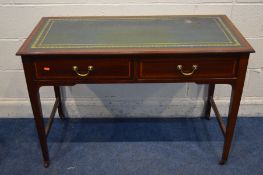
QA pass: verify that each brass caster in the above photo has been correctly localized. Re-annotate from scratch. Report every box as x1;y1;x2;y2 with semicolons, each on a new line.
44;161;49;168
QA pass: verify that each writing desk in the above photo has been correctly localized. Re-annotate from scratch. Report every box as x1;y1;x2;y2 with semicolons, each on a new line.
16;15;254;167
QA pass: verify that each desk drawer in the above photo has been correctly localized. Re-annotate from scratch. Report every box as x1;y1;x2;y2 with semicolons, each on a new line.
139;57;238;79
34;57;133;80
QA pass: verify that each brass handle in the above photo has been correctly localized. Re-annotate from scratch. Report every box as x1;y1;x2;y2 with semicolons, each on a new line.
177;64;198;76
72;65;93;77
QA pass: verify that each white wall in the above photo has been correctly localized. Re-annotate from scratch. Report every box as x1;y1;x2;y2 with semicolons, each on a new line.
0;0;262;118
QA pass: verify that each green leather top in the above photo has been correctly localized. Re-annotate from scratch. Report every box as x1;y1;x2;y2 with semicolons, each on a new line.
30;16;241;49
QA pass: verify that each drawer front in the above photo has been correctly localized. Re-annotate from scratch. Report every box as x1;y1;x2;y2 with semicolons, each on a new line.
34;57;133;80
139;57;238;79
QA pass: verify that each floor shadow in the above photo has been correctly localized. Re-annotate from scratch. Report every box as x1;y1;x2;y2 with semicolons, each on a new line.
46;118;224;142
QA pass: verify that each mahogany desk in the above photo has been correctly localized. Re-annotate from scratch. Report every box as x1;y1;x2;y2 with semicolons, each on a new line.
16;15;255;167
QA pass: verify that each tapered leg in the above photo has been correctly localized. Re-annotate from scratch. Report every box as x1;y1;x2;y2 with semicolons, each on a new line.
205;84;215;120
220;56;248;164
220;83;244;164
28;86;50;167
54;86;65;119
22;58;50;167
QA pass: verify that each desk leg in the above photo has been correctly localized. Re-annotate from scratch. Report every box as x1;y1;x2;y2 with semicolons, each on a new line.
205;84;215;120
54;86;65;119
28;86;50;167
220;84;243;164
220;56;248;164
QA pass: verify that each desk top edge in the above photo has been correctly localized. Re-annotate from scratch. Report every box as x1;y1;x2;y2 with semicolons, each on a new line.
16;15;255;56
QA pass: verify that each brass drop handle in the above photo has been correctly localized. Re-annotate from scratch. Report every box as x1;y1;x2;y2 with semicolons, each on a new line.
177;64;198;76
72;65;93;77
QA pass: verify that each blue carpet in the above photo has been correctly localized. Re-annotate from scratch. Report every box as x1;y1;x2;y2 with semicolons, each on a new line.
0;117;262;175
